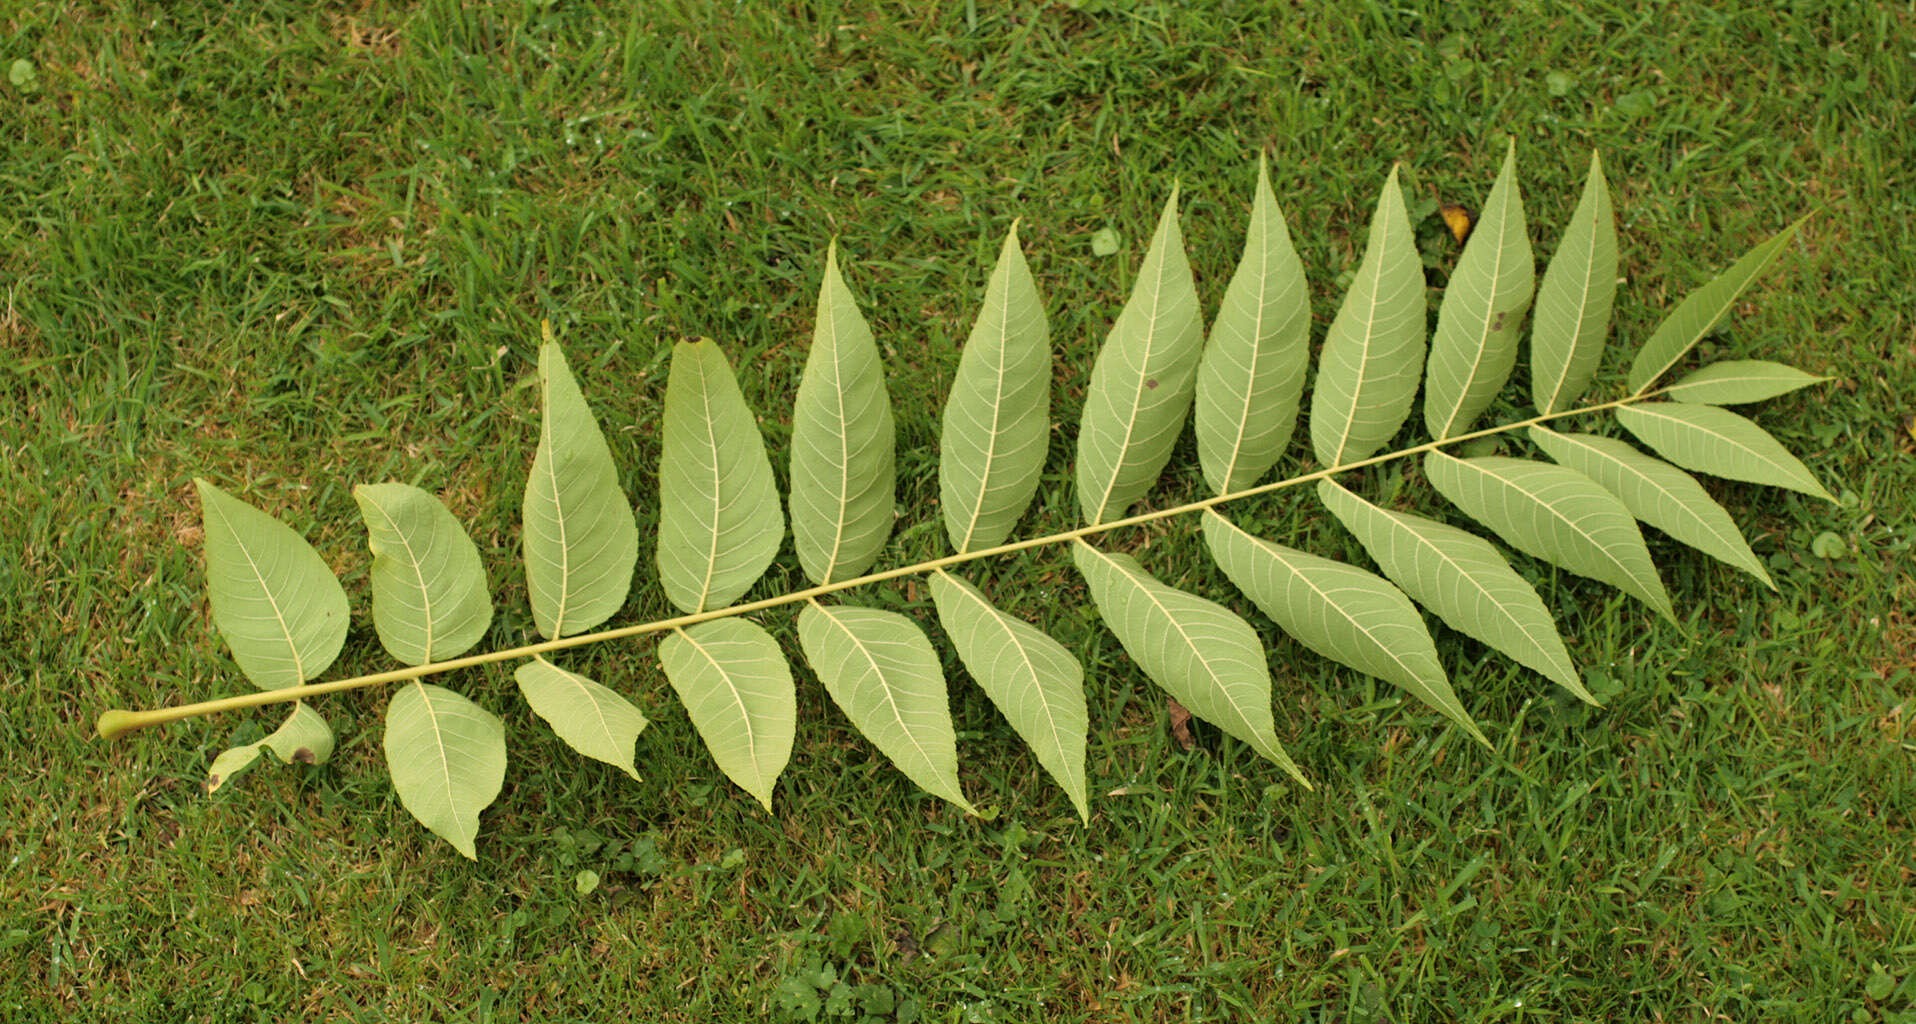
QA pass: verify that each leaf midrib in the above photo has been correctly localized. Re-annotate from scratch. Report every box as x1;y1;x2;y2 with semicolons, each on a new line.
1432;174;1515;440
1536;170;1605;415
1325;184;1402;467
1089;202;1179;526
955;263;1017;555
935;572;1074;783
206;496;304;683
364;496;434;664
1076;541;1262;743
1216;190;1273;493
674;626;762;780
811;603;936;773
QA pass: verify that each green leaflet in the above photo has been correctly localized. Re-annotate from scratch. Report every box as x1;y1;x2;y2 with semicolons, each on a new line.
1071;541;1307;785
659;618;795;811
195;479;349;691
1203;511;1486;744
1310;167;1425;468
1529;426;1774;589
1425;141;1535;440
206;703;334;793
796;603;973;813
1076;187;1206;525
1625;216;1808;392
353;482;492;666
1531;152;1617;415
523;340;639;639
384;682;506;860
1195;154;1310;495
1615;402;1833;501
929;571;1088;821
1663;360;1827;405
1316;479;1588;702
1424;452;1675;622
940;223;1052;553
791;243;897;584
515;656;647;781
658;339;784;613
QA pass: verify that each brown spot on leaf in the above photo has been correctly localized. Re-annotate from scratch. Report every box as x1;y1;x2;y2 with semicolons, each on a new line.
292;747;316;765
1145;378;1159;389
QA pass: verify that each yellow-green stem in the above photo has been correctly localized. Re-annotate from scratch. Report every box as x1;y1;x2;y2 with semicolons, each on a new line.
96;390;1659;739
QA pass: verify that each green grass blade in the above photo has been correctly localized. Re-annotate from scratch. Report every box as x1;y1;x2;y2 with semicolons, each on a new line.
1426;140;1535;440
658;339;784;613
515;656;647;781
1072;541;1307;786
1310;167;1425;468
929;571;1088;821
523;339;639;640
1615;402;1834;501
791;243;897;584
1663;360;1828;405
659;618;795;812
206;703;334;793
194;479;349;691
1203;511;1485;745
354;482;492;666
384;682;506;860
1625;217;1808;392
939;223;1051;554
1425;452;1676;622
797;603;974;813
1529;426;1774;589
1531;151;1617;415
1075;187;1205;525
1195;154;1310;494
1317;479;1589;703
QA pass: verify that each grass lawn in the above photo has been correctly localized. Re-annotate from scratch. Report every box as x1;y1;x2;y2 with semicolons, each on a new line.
4;1;1912;1020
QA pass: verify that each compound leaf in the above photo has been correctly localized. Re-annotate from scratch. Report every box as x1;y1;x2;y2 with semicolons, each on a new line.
523;338;639;639
1425;452;1675;622
659;618;795;811
1311;166;1425;468
515;656;647;781
1426;140;1534;440
1072;541;1307;785
354;482;492;666
930;571;1088;821
1317;479;1588;702
1529;426;1774;589
385;682;506;860
940;223;1051;553
1531;151;1617;415
1615;402;1833;501
797;603;973;813
195;479;349;691
1076;187;1205;525
1195;153;1310;494
1626;217;1808;392
658;339;784;613
791;243;897;584
1204;511;1485;744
